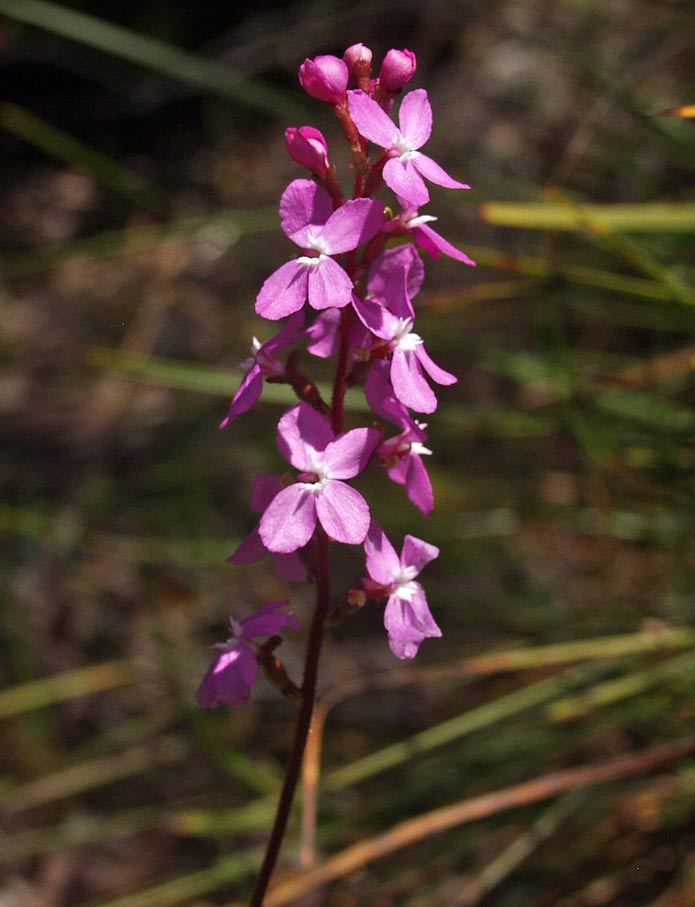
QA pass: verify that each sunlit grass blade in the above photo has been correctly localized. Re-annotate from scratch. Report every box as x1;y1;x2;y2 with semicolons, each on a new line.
324;663;609;791
549;650;695;721
0;101;170;214
1;739;186;813
0;0;308;120
0;659;138;719
480;202;695;233
83;851;259;907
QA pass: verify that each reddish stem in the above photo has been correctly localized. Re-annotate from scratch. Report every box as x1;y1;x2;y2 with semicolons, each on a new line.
248;529;331;907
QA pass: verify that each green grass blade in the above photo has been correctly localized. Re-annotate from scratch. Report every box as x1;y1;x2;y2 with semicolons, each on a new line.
0;101;170;214
0;0;308;120
0;659;138;719
480;202;695;233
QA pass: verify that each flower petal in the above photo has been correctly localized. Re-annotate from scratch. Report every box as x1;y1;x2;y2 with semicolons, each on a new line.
219;365;262;427
259;483;317;553
322;427;381;479
321;198;384;254
196;643;259;708
414;345;457;386
368;245;424;303
401;535;439;574
384;586;441;660
277;402;334;467
227;525;265;565
308;257;354;310
364;520;400;585
383;157;429;207
306;308;341;358
280;178;333;246
413;152;470;190
316;479;370;544
241;599;301;637
413;222;476;265
388;453;434;517
391;348;438;413
397;88;432;149
347;89;400;148
256;260;309;320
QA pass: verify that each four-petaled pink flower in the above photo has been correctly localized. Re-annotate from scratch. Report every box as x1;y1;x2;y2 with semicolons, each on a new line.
220;311;305;427
259;403;381;553
196;600;301;708
363;522;441;659
348;88;469;206
256;179;383;320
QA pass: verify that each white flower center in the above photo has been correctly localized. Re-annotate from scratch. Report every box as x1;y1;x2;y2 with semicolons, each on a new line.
392;565;419;601
411;441;432;456
393;318;422;351
394;133;416;158
305;230;330;256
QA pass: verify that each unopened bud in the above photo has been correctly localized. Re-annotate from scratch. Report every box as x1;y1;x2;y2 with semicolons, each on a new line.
344;43;373;87
285;126;329;176
379;49;417;92
299;55;349;104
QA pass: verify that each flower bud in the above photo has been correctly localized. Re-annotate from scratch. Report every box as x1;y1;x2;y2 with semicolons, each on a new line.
298;55;349;104
343;43;373;86
379;48;417;92
285;126;329;177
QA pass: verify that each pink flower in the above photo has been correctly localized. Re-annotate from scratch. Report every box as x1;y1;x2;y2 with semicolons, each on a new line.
220;311;305;427
259;403;380;552
353;267;457;414
228;474;309;582
387;202;476;266
363;522;441;659
196;600;301;708
378;49;417;92
256;179;383;320
299;55;349;104
285;126;330;177
348;88;469;206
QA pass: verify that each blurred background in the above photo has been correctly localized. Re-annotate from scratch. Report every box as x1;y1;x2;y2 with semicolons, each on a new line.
1;1;694;905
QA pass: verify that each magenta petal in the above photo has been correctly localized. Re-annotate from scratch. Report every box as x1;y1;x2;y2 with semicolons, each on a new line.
364;520;400;585
256;260;309;320
196;644;259;708
308;257;354;310
414;345;457;386
306;308;341;358
322;427;380;479
413;152;470;190
391;348;438;413
273;551;309;582
242;599;300;637
413;223;476;265
352;294;399;339
401;535;439;574
383;157;429;207
259;484;317;553
316;480;370;544
251;474;283;512
397;88;432;149
219;366;262;427
388;454;434;517
347;89;399;148
280;178;333;246
227;526;265;565
384;587;442;660
369;245;424;304
321;198;384;254
277;403;334;468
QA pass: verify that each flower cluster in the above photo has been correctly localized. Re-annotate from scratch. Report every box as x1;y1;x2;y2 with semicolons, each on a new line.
198;44;474;709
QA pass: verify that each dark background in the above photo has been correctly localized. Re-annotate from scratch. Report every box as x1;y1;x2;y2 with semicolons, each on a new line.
1;2;694;905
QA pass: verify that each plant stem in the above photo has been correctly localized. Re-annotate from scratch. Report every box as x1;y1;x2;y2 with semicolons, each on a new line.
249;529;331;906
